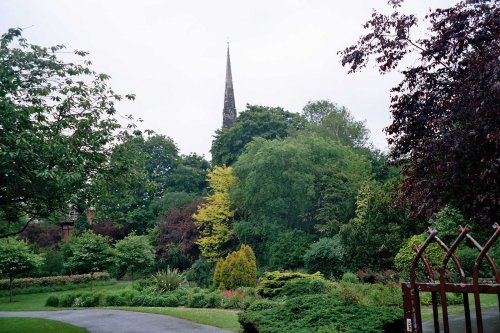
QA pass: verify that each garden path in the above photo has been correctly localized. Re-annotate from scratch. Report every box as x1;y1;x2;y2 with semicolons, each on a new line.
422;308;499;333
0;309;234;333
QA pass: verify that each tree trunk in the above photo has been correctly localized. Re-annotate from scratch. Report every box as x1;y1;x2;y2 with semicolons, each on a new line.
9;276;13;303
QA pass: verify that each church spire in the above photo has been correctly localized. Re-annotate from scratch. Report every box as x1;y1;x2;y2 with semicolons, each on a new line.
222;44;237;128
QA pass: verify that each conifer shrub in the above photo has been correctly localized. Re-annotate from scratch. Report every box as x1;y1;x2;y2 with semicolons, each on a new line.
256;271;324;298
238;293;403;333
213;245;257;290
281;277;327;297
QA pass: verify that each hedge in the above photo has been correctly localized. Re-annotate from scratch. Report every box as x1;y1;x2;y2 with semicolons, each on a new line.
0;272;110;290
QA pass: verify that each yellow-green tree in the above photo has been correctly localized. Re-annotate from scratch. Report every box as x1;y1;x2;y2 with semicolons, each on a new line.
213;244;257;290
193;166;236;261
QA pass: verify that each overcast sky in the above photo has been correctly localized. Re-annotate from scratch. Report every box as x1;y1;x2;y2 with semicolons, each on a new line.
2;0;456;159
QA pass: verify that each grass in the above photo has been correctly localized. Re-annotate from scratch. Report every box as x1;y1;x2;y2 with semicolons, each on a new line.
0;317;89;333
114;306;241;331
0;281;131;311
421;293;499;321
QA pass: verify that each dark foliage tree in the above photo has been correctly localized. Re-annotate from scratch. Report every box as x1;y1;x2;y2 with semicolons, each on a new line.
156;201;202;268
20;224;61;248
340;0;500;225
91;220;126;242
0;28;135;237
211;105;307;166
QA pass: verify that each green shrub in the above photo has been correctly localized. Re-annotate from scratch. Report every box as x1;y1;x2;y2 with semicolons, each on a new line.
119;289;140;303
281;278;326;297
188;292;209;308
153;267;186;292
394;234;445;272
257;271;324;298
75;292;102;307
59;293;79;307
238;294;403;333
338;283;362;304
132;278;154;292
184;258;213;288
45;295;59;307
169;288;189;305
268;230;313;270
130;294;146;306
303;237;345;278
213;245;257;290
204;291;222;308
105;294;127;306
341;272;358;283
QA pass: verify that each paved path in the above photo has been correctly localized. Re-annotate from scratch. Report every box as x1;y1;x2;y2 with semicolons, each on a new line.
0;309;234;333
422;308;499;333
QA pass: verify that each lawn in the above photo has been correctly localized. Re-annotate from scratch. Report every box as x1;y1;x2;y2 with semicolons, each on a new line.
0;317;89;333
0;281;241;332
0;281;131;311
116;307;241;331
421;293;499;321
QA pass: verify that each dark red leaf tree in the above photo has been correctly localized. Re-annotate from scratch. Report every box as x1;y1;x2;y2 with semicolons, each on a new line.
156;201;202;266
340;0;499;225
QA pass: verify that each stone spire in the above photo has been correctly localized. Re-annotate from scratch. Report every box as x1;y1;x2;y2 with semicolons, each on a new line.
222;44;237;128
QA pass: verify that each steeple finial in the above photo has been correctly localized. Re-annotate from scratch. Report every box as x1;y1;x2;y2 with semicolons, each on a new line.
222;44;236;129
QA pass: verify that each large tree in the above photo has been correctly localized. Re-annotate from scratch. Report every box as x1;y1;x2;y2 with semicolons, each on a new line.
0;28;134;237
340;0;499;225
94;133;209;233
211;105;307;166
302;100;369;147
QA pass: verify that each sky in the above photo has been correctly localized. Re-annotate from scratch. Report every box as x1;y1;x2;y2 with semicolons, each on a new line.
1;0;456;159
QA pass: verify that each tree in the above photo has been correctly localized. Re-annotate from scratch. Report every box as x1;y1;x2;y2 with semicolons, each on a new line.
0;28;135;237
149;191;201;221
339;180;423;270
302;100;369;147
340;0;500;226
63;230;114;275
211;105;307;166
232;135;371;232
93;133;209;234
115;233;155;277
193;166;237;262
0;237;43;302
167;154;210;195
156;201;202;269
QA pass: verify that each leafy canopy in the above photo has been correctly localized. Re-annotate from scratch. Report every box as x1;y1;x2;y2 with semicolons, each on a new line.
63;231;114;274
340;0;500;225
0;28;135;237
211;105;307;166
